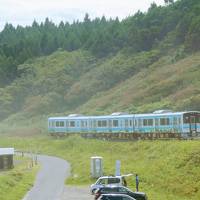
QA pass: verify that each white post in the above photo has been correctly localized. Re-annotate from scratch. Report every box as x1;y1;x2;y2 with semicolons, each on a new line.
115;160;121;176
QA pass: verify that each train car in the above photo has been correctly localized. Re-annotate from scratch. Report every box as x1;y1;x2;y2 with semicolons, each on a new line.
48;111;200;138
48;112;134;134
134;111;200;137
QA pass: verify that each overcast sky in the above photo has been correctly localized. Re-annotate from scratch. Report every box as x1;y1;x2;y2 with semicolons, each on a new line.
0;0;165;30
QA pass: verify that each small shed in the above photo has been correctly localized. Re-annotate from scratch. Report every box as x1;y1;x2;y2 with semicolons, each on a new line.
0;148;14;170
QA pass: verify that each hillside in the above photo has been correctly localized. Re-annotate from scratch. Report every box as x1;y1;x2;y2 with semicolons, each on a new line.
0;48;199;123
78;51;200;114
0;0;200;128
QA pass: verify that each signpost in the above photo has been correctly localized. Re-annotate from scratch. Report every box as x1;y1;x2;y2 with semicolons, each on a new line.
115;160;121;176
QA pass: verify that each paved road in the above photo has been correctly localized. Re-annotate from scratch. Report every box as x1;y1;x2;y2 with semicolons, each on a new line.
61;186;93;200
22;155;70;200
21;154;93;200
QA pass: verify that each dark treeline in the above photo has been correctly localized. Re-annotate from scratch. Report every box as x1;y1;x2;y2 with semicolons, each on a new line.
0;0;200;87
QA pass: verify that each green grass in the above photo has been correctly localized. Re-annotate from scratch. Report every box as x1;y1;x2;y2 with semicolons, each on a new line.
0;155;39;200
0;135;200;200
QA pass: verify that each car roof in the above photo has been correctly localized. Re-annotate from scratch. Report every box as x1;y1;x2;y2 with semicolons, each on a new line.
98;174;132;179
98;176;121;179
100;185;129;189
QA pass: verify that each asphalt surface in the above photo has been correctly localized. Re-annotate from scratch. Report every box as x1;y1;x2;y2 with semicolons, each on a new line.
22;155;70;200
61;186;93;200
21;154;93;200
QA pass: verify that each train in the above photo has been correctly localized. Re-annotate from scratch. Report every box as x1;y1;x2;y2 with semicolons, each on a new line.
48;110;200;139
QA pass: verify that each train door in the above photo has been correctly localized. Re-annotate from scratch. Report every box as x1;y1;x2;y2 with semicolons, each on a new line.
172;117;181;133
125;119;129;132
183;113;198;135
91;119;97;132
108;120;112;132
189;116;197;134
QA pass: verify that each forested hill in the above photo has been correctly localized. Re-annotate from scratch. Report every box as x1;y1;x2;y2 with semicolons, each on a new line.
0;0;200;123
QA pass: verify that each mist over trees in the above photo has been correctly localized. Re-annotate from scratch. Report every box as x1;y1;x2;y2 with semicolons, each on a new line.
0;0;199;87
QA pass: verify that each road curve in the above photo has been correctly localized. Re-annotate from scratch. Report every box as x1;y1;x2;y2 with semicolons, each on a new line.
22;155;70;200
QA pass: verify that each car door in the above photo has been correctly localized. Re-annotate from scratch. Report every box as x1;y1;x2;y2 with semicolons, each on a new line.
118;187;128;195
122;197;134;200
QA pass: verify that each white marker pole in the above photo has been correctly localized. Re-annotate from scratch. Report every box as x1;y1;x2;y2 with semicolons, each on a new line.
115;160;121;176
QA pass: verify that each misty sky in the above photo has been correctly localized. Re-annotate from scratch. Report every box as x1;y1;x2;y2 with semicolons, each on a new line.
0;0;165;30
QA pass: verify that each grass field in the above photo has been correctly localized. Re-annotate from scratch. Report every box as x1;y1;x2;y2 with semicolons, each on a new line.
0;155;39;200
0;135;200;200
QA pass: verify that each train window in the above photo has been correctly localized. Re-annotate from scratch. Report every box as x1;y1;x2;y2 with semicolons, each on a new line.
98;121;101;127
183;115;198;124
56;121;60;127
93;120;96;128
135;119;138;127
173;117;178;125
60;121;64;127
160;118;170;125
113;120;118;127
102;120;107;127
139;119;142;127
89;121;92;128
148;119;153;126
155;118;159;126
97;120;107;127
143;119;153;126
69;121;75;127
143;119;147;126
129;120;132;127
125;120;128;127
81;121;87;127
190;116;195;123
178;117;181;124
183;116;189;124
81;121;84;127
197;116;200;123
55;121;64;127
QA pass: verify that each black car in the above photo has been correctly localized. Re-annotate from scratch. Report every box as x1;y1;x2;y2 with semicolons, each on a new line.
98;193;136;200
94;186;147;200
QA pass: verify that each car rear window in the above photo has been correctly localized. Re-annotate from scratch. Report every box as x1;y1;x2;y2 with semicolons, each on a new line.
102;188;118;192
101;196;122;200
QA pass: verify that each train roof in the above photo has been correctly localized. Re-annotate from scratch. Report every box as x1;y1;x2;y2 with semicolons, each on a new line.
48;111;200;120
130;111;200;117
135;111;184;117
48;114;134;120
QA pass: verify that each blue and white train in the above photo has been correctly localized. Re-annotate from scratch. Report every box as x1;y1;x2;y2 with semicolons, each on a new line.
48;110;200;138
